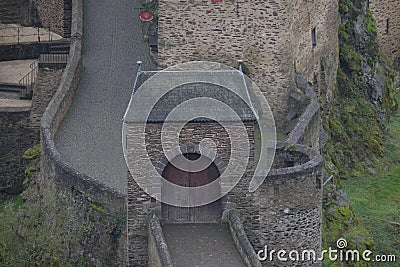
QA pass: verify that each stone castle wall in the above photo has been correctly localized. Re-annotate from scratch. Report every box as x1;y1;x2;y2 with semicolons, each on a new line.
369;0;400;66
126;118;323;266
229;144;323;266
126;120;252;266
34;0;64;36
158;0;338;130
30;69;64;129
0;0;31;25
39;0;127;264
0;107;37;195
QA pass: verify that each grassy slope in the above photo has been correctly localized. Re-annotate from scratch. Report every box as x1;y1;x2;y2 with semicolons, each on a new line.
341;93;400;264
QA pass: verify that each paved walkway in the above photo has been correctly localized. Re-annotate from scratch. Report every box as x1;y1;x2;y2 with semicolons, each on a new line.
0;23;62;44
163;224;246;267
0;59;37;84
0;99;31;108
55;0;154;193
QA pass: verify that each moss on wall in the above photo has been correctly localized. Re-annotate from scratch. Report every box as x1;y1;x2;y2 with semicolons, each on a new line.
322;1;398;266
324;0;397;174
0;147;125;266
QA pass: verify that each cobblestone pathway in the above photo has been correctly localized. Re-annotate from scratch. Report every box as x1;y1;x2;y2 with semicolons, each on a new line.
163;224;246;267
55;0;154;193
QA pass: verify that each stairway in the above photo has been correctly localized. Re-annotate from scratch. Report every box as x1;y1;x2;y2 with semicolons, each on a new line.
49;41;70;53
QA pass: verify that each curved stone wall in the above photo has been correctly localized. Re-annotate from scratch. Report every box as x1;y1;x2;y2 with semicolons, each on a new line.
40;0;125;207
285;74;321;149
236;143;323;266
39;0;126;263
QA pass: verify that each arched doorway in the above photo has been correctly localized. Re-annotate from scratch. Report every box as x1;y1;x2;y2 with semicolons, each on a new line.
161;153;222;223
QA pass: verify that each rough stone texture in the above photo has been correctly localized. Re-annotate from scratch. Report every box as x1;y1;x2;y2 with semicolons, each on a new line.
158;0;339;130
231;144;323;267
34;0;65;36
30;69;64;130
126;120;254;265
0;90;21;99
285;74;321;149
148;212;173;267
0;107;36;195
39;1;127;264
224;209;262;267
0;43;40;61
127;119;322;266
127;171;155;266
125;121;253;203
40;38;127;266
54;0;155;194
369;0;400;65
0;0;31;25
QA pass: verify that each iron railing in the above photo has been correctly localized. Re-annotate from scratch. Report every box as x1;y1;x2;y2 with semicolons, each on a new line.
18;61;38;98
0;26;54;44
38;53;69;68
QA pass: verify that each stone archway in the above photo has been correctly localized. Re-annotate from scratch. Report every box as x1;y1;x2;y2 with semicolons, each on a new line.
161;152;222;223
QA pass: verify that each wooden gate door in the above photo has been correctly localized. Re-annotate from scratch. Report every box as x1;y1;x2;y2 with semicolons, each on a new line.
161;153;221;223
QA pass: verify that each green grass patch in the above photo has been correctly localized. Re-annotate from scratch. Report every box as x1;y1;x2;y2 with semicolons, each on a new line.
0;195;23;213
341;93;400;265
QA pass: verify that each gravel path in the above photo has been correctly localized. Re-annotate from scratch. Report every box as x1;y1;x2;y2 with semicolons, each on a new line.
163;224;246;267
55;0;154;194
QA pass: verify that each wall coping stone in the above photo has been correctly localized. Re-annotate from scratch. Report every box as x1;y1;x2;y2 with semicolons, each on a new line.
223;209;262;267
148;212;174;267
269;141;323;178
0;107;31;112
285;73;320;146
40;0;126;203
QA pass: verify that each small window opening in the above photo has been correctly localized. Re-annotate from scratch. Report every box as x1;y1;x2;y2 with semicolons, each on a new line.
312;27;317;48
386;18;390;34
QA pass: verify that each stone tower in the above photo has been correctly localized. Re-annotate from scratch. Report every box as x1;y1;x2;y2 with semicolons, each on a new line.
157;0;339;130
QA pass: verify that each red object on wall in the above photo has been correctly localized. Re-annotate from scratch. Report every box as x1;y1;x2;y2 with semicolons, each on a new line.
139;11;154;22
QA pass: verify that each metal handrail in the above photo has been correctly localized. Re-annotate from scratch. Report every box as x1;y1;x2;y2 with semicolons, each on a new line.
323;175;334;187
39;53;69;63
123;61;143;121
18;61;38;98
0;26;53;44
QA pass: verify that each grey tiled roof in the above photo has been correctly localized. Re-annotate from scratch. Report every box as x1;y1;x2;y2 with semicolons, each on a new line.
128;71;256;123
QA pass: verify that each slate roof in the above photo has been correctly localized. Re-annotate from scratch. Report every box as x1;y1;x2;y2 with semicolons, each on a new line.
127;71;257;123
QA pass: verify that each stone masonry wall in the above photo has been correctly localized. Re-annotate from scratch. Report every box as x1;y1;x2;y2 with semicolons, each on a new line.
0;0;31;25
127;118;323;265
40;0;127;264
34;0;64;36
369;0;400;65
144;121;236;169
126;120;254;265
158;0;338;130
230;144;323;266
0;107;36;195
30;69;64;130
